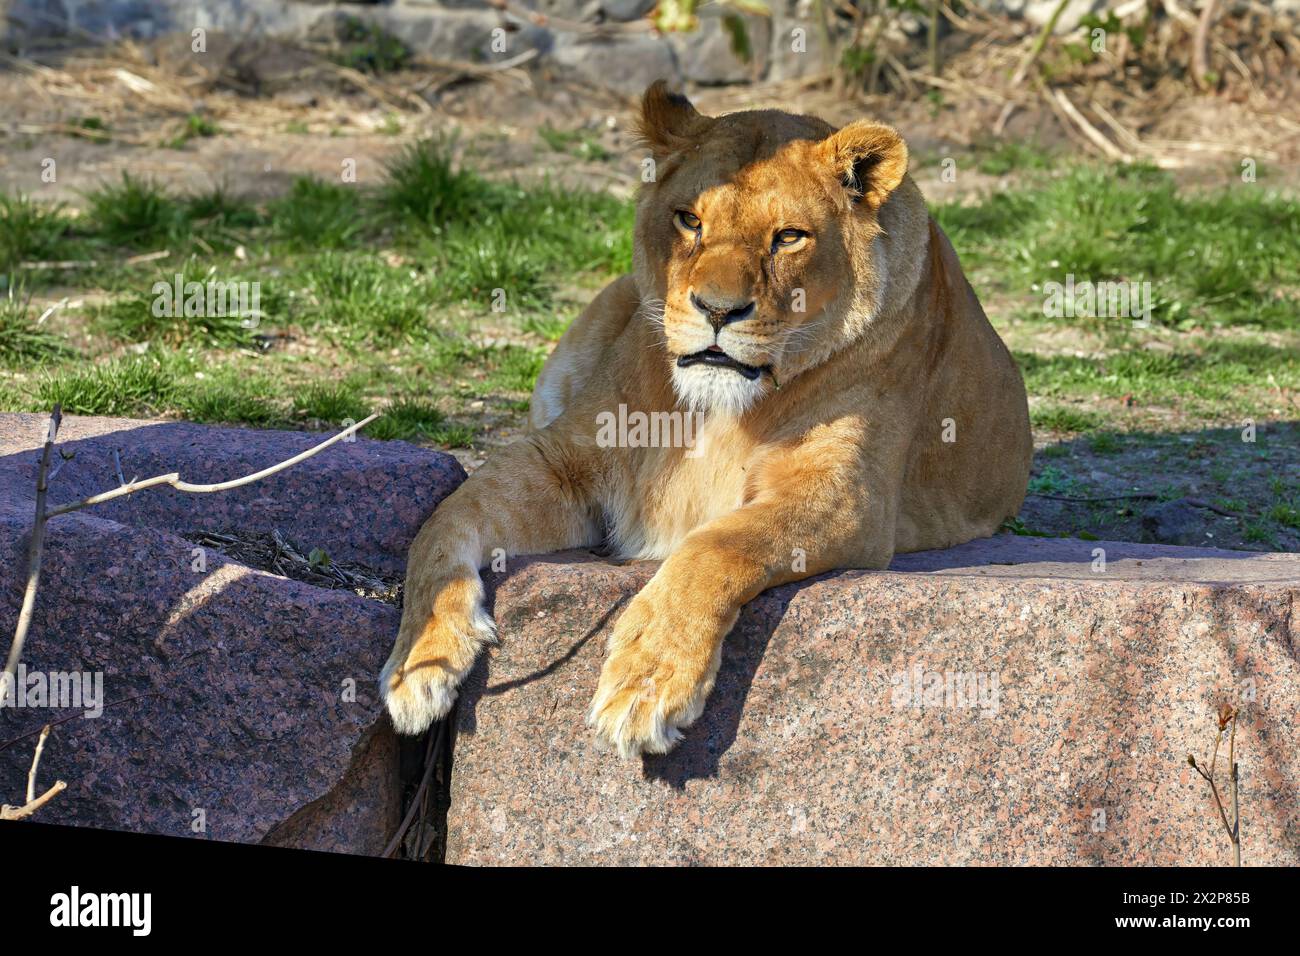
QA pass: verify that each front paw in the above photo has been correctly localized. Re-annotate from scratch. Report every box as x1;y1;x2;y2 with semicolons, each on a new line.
380;580;495;736
586;593;723;758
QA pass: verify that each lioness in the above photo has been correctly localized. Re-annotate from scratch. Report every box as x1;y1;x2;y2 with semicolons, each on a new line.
381;82;1032;757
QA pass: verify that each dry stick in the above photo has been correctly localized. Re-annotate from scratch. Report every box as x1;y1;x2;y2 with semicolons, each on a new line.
1028;492;1158;503
1192;0;1221;91
20;249;169;271
0;725;66;822
2;406;61;701
1089;100;1147;153
1228;713;1241;867
383;717;447;859
1091;100;1271;167
25;724;52;804
44;413;380;520
993;0;1072;136
904;66;1035;108
938;1;987;33
928;1;942;77
0;691;159;755
1;780;66;821
1189;709;1242;866
1050;87;1134;163
851;5;898;96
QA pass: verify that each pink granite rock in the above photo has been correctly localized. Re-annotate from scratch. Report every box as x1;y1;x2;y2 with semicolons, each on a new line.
446;542;1299;865
0;413;465;853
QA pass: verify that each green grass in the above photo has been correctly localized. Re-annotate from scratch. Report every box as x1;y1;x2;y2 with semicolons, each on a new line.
380;137;500;233
84;174;187;247
0;284;73;365
365;397;469;445
0;193;73;272
1029;403;1103;434
179;380;280;426
294;380;370;425
2;147;1295;473
184;185;261;234
936;163;1300;329
330;16;411;75
539;124;613;162
94;276;256;348
1027;465;1081;496
974;139;1053;176
1018;339;1298;420
34;352;179;417
167;114;220;149
296;253;428;341
269;177;366;249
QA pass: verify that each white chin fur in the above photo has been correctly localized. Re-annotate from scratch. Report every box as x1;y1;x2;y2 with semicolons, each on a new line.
671;364;765;417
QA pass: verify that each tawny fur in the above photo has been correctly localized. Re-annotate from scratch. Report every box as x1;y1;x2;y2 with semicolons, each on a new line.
381;83;1032;755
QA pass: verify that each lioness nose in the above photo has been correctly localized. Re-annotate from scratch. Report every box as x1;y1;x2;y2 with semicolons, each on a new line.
690;291;756;332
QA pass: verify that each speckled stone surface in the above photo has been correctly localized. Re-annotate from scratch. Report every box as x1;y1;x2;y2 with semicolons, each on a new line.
447;544;1299;865
0;413;466;854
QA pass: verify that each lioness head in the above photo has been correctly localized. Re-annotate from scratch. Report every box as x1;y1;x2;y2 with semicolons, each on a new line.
632;82;920;416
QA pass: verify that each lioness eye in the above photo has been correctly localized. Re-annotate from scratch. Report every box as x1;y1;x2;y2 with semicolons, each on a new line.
775;228;807;247
675;210;701;231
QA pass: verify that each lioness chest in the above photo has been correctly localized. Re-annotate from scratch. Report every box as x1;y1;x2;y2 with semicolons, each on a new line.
601;415;764;560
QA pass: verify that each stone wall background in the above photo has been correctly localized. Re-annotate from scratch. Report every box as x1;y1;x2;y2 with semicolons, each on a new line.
5;0;1295;95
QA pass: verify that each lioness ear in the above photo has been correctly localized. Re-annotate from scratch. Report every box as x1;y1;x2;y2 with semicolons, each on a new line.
636;80;711;156
818;121;909;209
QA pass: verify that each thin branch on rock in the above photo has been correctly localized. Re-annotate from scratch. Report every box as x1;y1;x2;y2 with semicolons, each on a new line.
2;405;61;702
1187;704;1243;866
1;725;66;822
44;412;380;520
26;723;53;803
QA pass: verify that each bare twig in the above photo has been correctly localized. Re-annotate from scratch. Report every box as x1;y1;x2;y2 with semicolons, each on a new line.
1028;492;1158;503
1;725;67;822
1192;0;1221;91
112;448;127;487
1228;710;1241;867
1187;704;1242;866
19;249;168;271
928;1;942;77
0;779;66;821
994;0;1071;135
1049;87;1134;162
2;407;61;699
905;69;1035;107
383;713;449;859
0;691;159;755
44;413;380;519
25;724;52;804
